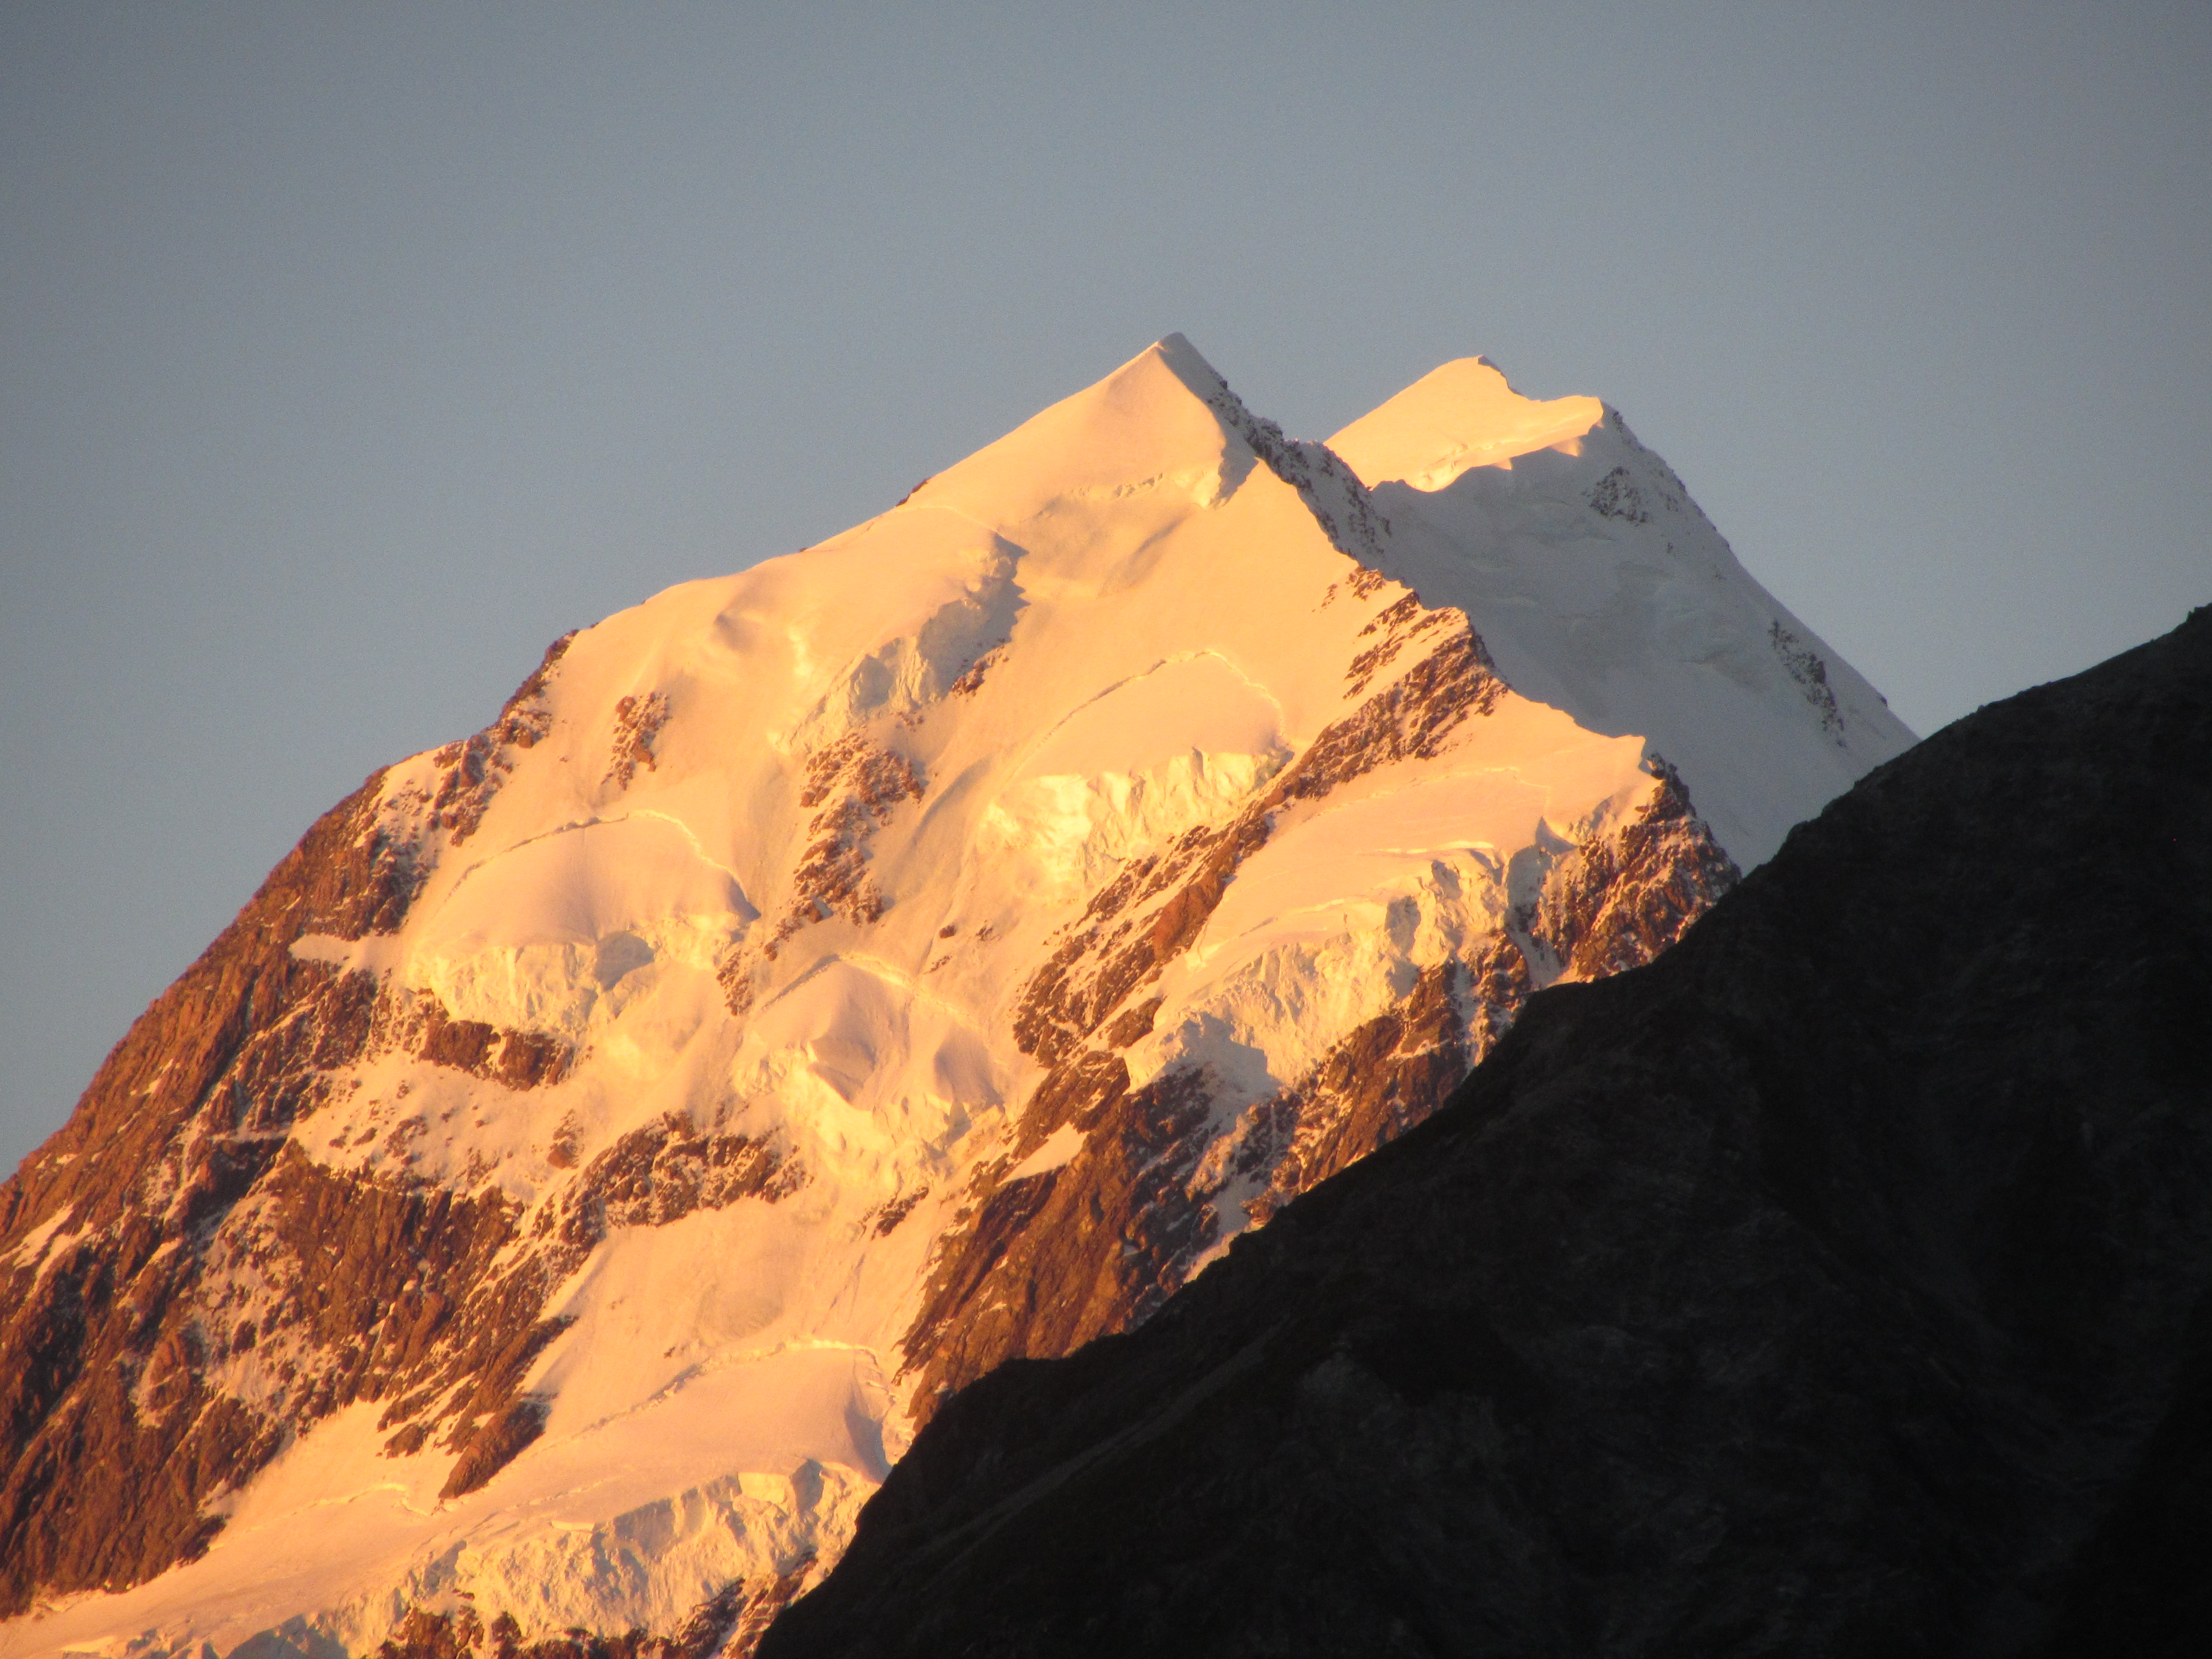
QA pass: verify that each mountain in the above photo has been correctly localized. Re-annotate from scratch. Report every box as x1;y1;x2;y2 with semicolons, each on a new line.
0;338;1909;1658
758;607;2212;1659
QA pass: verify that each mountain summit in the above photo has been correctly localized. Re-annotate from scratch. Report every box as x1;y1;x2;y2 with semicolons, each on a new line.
0;340;1911;1657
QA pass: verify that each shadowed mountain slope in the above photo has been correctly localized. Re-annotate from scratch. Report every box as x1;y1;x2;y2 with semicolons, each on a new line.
760;606;2212;1659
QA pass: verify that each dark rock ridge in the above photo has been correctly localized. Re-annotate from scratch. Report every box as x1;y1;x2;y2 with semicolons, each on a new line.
760;607;2212;1659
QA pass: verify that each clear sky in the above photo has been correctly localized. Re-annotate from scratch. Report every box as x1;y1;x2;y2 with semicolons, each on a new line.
3;2;2207;1176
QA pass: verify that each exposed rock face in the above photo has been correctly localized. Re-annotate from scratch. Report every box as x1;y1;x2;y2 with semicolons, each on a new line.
759;608;2212;1659
0;338;1908;1657
0;639;638;1620
0;774;399;1616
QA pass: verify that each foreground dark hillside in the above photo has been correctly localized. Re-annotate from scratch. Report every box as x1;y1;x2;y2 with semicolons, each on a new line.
762;607;2212;1659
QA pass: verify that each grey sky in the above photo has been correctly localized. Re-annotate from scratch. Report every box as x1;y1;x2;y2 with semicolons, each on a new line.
4;2;2207;1176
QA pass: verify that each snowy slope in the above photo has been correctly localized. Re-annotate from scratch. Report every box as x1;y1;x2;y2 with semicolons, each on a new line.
0;338;1911;1659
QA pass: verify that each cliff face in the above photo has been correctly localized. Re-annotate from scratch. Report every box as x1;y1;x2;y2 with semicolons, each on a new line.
760;607;2212;1659
0;646;580;1616
0;338;1906;1658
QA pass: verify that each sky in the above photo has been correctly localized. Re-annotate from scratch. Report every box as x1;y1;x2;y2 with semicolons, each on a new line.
3;1;2207;1177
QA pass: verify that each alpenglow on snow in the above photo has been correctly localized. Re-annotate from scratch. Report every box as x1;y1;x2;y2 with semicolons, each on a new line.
0;337;1912;1658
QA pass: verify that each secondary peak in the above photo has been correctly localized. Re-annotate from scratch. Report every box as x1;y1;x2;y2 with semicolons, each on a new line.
1329;357;1605;491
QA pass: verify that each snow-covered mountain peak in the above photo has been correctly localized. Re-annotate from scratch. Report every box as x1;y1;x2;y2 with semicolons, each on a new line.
0;339;1914;1659
910;335;1258;528
1329;356;1606;491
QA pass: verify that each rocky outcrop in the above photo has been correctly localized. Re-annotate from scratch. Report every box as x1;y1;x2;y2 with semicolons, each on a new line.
605;690;672;792
425;633;574;842
760;607;2212;1659
719;734;928;1013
